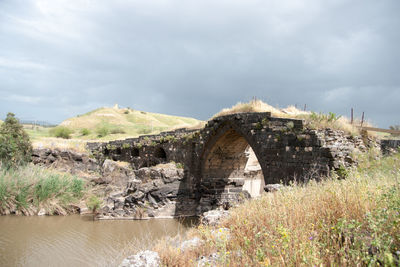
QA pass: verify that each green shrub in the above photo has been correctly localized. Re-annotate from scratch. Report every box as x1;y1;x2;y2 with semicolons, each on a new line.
80;128;90;136
0;113;32;168
86;195;102;213
138;128;152;135
122;143;131;149
50;126;74;139
110;128;125;134
389;125;400;137
175;162;184;169
96;126;110;137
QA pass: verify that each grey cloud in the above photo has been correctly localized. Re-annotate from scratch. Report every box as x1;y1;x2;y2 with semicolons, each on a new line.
0;0;399;127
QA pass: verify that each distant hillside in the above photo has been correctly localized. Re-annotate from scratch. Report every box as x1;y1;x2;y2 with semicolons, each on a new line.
58;105;203;140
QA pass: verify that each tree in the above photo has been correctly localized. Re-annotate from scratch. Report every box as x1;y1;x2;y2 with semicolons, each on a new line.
389;125;400;137
0;113;32;168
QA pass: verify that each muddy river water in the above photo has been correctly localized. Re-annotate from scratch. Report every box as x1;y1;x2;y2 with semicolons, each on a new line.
0;215;195;267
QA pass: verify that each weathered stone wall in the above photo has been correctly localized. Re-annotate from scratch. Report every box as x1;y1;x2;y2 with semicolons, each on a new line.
87;112;368;216
32;148;100;177
381;139;400;154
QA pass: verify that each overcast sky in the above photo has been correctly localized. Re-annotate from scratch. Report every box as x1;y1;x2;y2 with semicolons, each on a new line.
0;0;399;127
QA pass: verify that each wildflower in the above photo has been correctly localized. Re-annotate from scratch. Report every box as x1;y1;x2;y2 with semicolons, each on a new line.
309;236;313;241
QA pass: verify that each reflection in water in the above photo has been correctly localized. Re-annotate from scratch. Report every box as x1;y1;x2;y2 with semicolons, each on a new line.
0;215;195;267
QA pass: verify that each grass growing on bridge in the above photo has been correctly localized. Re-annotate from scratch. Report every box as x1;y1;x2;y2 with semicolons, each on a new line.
212;99;374;136
155;150;400;266
0;164;89;215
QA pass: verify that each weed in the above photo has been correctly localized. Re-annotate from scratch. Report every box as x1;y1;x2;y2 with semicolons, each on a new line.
122;143;131;149
0;164;87;215
286;121;294;129
86;195;102;213
175;162;184;169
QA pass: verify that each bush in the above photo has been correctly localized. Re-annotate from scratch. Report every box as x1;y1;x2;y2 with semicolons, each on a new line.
50;126;74;139
96;126;110;137
137;128;152;135
86;195;102;213
0;113;32;168
110;128;125;134
389;125;400;137
80;128;90;136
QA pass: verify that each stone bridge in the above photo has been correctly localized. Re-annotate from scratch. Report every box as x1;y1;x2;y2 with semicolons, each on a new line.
88;112;365;217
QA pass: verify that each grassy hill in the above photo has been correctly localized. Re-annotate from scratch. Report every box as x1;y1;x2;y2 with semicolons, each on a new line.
26;106;203;150
59;106;203;140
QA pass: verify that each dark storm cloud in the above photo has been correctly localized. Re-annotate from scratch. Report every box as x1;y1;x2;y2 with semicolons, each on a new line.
0;0;399;127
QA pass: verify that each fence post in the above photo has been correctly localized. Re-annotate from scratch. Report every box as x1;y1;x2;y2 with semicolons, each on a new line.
361;112;365;128
351;108;353;124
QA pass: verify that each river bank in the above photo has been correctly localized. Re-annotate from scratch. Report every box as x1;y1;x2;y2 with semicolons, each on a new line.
130;150;400;266
0;164;90;216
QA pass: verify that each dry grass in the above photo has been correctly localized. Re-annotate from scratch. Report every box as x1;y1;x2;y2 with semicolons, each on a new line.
155;150;400;266
32;138;89;153
212;100;375;136
213;100;291;118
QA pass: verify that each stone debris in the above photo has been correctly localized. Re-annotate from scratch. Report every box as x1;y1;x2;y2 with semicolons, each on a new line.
201;210;230;226
179;237;202;251
264;184;283;192
381;139;400;155
197;253;220;267
120;250;160;267
37;208;46;216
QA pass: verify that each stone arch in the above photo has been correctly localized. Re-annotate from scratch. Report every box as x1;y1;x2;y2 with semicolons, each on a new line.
200;122;265;198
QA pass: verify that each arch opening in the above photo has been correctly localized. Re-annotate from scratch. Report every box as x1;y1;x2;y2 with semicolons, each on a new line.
132;148;139;157
203;129;264;197
154;147;167;160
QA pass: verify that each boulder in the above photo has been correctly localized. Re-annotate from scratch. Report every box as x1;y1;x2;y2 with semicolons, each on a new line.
150;181;180;201
37;208;46;216
264;184;283;192
179;237;202;251
197;253;220;267
102;159;135;186
31;148;100;176
201;210;230;226
120;250;160;267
